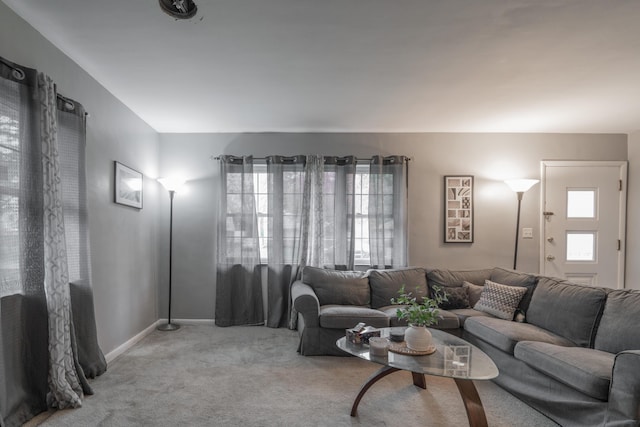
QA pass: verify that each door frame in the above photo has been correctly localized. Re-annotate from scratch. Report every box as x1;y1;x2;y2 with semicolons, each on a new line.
539;160;628;289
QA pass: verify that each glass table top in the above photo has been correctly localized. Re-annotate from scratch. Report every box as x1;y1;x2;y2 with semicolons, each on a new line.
336;327;499;381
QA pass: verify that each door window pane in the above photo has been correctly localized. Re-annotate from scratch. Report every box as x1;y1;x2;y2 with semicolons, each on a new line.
567;190;595;218
566;232;596;261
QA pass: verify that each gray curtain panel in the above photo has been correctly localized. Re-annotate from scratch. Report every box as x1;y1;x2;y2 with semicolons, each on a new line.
215;156;264;326
0;56;105;427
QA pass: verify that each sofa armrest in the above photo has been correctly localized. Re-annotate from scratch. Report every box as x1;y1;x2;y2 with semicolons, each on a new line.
292;281;320;328
606;350;640;425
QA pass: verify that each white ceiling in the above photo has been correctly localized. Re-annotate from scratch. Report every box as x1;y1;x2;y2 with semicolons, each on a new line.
4;0;640;134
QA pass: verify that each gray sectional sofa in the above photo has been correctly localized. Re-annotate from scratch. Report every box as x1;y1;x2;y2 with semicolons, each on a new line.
291;265;640;427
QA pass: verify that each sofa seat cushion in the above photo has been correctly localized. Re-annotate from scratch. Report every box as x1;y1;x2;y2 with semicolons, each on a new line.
378;305;406;327
464;316;574;355
526;277;607;348
515;341;615;401
302;266;370;306
449;308;493;326
378;305;460;329
319;305;390;329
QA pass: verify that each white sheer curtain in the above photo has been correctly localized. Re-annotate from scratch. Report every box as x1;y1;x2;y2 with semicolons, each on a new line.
215;156;264;326
215;154;408;329
265;155;307;328
1;56;104;426
368;155;409;269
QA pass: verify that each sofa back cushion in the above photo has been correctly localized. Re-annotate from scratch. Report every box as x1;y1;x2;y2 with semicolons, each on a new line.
527;277;607;347
426;268;493;289
594;290;640;354
302;266;370;306
489;268;538;312
368;268;428;309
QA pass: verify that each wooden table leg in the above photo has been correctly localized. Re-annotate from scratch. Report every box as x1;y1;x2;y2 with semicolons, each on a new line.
350;367;427;416
454;378;489;427
411;372;427;389
350;366;400;416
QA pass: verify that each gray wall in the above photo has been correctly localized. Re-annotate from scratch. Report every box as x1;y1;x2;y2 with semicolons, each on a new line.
627;131;640;290
159;133;628;319
0;2;161;354
2;0;636;348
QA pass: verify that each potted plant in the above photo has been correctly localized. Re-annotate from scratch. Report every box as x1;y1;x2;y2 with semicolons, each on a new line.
391;285;447;351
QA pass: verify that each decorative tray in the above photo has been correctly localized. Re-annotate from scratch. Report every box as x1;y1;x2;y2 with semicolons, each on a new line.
388;342;436;356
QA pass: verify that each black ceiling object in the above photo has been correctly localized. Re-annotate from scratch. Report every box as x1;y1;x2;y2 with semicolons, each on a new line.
159;0;198;20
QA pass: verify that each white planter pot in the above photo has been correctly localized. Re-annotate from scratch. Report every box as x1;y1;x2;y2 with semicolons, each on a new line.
405;325;432;351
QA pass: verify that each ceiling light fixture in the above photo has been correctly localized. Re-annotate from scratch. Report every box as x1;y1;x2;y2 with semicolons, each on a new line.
159;0;198;20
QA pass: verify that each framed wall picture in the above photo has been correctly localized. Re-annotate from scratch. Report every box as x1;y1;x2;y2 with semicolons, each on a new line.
114;161;143;209
444;175;473;243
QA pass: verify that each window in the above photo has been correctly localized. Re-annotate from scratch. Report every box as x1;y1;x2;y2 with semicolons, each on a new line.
567;189;596;218
0;86;21;297
353;165;371;265
566;232;596;261
220;156;406;268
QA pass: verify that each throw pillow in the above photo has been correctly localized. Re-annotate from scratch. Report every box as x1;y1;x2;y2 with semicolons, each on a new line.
462;281;484;307
473;280;528;320
438;287;470;310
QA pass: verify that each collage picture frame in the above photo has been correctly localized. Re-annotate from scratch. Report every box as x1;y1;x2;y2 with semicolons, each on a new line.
444;175;474;243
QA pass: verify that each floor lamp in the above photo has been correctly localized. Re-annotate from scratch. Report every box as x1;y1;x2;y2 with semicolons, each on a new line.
157;177;186;331
504;179;539;271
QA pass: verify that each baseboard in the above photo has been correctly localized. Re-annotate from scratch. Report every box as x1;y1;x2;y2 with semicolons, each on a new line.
162;318;216;326
105;320;159;364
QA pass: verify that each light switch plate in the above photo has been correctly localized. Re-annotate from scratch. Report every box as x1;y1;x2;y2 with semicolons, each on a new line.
522;228;533;239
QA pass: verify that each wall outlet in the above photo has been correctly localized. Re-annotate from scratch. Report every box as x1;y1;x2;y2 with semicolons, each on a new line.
522;228;533;239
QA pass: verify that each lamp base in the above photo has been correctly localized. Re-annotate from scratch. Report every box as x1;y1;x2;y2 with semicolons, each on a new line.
157;322;180;331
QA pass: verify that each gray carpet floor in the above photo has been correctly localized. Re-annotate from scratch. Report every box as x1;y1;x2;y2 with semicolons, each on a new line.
27;325;559;426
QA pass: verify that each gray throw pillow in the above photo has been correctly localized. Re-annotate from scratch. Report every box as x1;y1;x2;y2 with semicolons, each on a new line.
474;280;528;320
462;281;484;307
302;266;370;306
438;286;470;310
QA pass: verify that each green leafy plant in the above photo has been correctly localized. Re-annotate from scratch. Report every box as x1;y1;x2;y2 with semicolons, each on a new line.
391;285;448;327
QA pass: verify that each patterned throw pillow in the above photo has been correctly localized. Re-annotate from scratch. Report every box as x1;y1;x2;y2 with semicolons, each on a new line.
438;287;470;310
473;280;528;320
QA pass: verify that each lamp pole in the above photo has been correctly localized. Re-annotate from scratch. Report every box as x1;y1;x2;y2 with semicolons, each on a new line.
157;177;185;331
513;191;524;270
504;179;539;271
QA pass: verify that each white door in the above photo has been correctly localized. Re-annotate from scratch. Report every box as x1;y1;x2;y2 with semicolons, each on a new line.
540;161;627;289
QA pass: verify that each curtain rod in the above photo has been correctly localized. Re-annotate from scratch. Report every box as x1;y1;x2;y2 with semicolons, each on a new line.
209;155;411;161
1;57;90;117
56;93;90;117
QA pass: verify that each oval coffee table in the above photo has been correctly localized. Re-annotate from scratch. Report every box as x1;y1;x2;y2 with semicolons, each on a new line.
336;327;499;427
